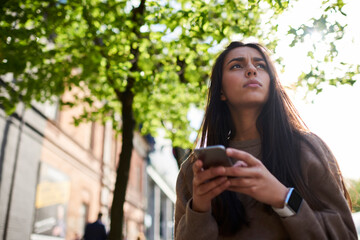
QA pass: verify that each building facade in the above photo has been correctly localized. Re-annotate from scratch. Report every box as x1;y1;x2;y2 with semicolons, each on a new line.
0;103;46;240
0;98;152;240
0;98;178;240
145;165;175;240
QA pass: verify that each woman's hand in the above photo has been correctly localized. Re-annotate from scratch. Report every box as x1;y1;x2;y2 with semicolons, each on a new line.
224;148;289;208
192;160;230;212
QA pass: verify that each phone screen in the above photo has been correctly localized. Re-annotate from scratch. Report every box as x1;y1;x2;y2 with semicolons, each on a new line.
194;145;233;169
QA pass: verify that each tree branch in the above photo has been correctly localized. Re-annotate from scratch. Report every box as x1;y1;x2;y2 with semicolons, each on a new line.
81;0;123;100
176;57;187;83
0;0;12;15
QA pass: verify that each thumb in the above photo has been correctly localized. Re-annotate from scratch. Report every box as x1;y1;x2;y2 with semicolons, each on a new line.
233;160;248;167
226;148;259;167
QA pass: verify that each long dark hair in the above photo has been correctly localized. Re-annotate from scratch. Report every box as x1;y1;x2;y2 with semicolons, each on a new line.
198;41;351;236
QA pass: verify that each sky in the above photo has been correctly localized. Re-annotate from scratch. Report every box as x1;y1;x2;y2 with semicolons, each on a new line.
274;0;360;180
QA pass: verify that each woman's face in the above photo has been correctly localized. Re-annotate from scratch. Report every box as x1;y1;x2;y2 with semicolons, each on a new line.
221;46;270;110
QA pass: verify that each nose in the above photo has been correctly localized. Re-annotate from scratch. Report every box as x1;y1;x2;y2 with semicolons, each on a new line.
246;65;257;77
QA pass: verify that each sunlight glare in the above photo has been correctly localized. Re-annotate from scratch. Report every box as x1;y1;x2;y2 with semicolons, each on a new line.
309;30;323;42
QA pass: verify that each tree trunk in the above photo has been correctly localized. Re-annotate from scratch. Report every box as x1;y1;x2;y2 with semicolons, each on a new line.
108;1;145;239
109;88;135;240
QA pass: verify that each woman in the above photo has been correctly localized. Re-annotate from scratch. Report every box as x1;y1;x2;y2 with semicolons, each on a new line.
174;41;357;239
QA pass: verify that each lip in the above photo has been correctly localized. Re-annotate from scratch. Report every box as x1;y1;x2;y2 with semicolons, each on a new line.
243;79;262;88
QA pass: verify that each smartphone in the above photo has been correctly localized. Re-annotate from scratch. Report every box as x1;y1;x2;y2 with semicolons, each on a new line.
194;145;233;169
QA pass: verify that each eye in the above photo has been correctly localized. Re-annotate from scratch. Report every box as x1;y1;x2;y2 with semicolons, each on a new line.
256;63;267;69
230;64;243;70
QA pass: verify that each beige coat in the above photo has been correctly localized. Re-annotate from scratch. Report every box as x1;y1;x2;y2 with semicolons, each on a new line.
175;133;357;240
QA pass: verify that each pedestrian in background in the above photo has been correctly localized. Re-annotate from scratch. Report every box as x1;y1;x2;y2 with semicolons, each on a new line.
83;213;107;240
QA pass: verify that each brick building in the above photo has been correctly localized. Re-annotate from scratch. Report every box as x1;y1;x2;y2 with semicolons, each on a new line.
0;67;178;240
0;97;157;240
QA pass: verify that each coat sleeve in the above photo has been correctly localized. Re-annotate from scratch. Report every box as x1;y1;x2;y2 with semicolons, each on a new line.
280;134;357;240
174;160;219;240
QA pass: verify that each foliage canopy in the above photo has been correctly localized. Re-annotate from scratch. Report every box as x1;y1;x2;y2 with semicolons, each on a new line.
1;0;356;145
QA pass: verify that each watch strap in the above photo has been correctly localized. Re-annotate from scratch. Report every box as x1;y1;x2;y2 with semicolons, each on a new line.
272;188;302;217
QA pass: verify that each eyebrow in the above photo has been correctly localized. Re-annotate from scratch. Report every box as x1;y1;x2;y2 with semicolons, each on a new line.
226;57;265;66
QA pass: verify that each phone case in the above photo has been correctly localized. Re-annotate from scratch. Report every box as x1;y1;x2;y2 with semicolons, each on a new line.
194;145;233;169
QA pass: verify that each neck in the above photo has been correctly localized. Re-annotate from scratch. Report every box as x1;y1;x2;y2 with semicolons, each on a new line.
229;107;261;141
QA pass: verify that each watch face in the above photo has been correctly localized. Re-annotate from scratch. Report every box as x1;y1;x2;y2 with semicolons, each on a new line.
288;189;303;213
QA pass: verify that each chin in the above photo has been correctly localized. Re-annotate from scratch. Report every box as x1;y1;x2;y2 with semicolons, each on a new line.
241;97;267;106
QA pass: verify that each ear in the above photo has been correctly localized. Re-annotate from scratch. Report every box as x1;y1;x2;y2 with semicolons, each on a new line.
220;90;227;101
